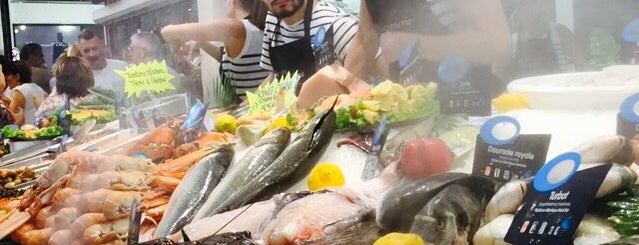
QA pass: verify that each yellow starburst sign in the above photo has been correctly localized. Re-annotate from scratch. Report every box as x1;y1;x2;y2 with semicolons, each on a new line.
115;60;175;98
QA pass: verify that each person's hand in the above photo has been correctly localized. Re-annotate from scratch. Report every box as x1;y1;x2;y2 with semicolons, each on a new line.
379;31;419;63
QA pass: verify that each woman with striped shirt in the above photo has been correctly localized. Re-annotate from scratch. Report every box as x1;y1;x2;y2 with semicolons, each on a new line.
161;0;269;97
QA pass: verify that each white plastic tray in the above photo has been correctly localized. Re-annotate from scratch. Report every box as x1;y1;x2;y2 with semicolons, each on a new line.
507;70;639;111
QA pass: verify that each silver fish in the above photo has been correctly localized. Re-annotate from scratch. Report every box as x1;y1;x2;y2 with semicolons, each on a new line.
376;172;469;231
193;127;291;220
574;135;634;166
218;107;336;212
410;176;496;245
154;144;234;238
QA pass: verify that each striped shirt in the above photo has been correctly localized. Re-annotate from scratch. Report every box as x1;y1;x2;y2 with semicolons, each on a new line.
221;19;269;96
260;1;359;72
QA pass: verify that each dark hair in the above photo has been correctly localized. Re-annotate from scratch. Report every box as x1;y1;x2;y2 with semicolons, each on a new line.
78;28;103;41
12;61;32;84
53;56;94;98
0;55;16;76
19;43;43;62
240;0;268;30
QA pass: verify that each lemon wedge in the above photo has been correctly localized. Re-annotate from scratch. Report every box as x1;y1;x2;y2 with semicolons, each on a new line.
214;114;238;134
374;233;425;245
492;93;528;113
307;163;345;191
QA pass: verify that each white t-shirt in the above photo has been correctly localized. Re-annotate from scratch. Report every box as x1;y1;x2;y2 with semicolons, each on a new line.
50;59;128;96
93;59;128;95
12;83;46;125
221;19;269;97
260;1;359;72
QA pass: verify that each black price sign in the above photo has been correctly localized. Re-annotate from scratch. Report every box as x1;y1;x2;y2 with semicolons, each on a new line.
471;116;551;186
505;153;611;245
389;43;423;86
436;56;491;116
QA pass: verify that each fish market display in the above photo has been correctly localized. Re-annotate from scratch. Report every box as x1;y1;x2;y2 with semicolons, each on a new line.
193;127;291;220
153;145;234;238
182;159;403;244
193;107;335;220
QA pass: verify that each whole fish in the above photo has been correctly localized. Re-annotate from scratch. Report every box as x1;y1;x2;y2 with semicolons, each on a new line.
410;176;496;245
376;172;468;231
218;107;336;212
153;144;234;238
193;127;291;220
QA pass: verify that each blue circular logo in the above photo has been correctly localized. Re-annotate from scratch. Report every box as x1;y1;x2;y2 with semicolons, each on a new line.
313;26;326;48
437;56;470;83
620;93;639;123
398;43;414;69
480;116;521;146
622;18;639;42
533;152;581;192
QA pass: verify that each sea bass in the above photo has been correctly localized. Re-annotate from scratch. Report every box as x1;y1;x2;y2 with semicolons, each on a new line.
410;176;496;245
153;144;234;238
193;127;291;219
216;107;336;212
376;172;469;231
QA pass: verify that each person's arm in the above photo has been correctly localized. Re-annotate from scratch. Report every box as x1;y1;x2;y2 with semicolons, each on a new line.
8;90;26;126
198;41;224;62
344;0;379;80
379;0;512;70
161;19;247;59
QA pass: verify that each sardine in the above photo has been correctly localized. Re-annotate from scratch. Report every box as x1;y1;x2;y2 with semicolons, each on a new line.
376;172;469;231
153;144;234;238
218;107;336;212
193;127;291;219
410;176;496;245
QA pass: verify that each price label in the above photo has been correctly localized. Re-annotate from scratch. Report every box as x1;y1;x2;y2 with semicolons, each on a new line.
436;56;491;116
472;116;551;186
505;153;611;245
115;60;176;98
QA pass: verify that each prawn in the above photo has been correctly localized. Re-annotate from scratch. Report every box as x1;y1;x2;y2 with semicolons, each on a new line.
83;218;128;245
103;191;143;220
10;222;36;245
49;229;74;245
34;206;56;229
52;207;80;230
25;227;53;245
71;213;107;237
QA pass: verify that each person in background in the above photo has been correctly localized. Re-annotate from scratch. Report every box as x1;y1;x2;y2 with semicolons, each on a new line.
127;31;183;94
20;43;53;93
161;0;269;98
4;61;47;126
74;28;127;96
346;0;512;84
259;0;359;84
52;32;69;62
0;63;14;127
35;51;95;125
508;0;588;79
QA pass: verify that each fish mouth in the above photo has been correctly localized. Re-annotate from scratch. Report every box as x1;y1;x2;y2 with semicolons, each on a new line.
307;96;339;152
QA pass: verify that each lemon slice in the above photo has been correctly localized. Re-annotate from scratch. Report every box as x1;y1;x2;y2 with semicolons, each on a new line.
307;163;345;191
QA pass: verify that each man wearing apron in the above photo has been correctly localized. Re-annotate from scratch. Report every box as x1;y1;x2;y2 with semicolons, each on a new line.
346;0;511;89
260;0;359;93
